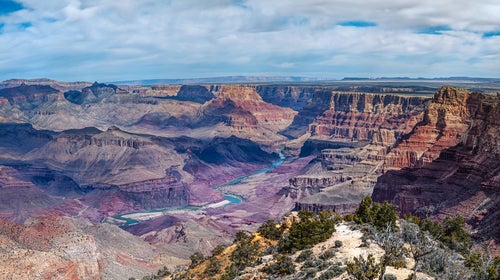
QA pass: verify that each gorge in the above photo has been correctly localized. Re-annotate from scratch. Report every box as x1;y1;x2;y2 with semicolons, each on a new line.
0;79;498;279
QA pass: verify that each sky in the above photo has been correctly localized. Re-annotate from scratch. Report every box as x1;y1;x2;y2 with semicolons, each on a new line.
0;0;499;82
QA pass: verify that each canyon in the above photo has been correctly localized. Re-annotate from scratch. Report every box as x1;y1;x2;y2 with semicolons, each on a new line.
0;79;498;278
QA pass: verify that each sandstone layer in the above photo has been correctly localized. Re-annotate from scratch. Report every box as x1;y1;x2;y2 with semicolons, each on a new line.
384;87;474;169
372;89;499;251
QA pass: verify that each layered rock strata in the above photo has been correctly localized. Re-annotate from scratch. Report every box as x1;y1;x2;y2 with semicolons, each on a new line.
372;89;499;250
384;87;474;169
308;92;428;147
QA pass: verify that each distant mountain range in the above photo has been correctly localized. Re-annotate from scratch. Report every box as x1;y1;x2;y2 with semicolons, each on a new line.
110;76;331;85
342;76;500;82
2;76;499;86
112;76;500;85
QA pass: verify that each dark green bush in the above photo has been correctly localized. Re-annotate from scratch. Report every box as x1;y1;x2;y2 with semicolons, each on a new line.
296;249;314;262
354;197;398;231
319;249;336;260
189;252;204;267
258;219;284;240
346;254;381;280
204;258;221;277
212;244;226;256
278;210;335;253
317;264;344;280
230;233;260;270
383;273;397;280
261;254;296;276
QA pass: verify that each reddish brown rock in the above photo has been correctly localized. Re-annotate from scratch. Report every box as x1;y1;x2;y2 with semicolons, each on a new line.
307;92;428;146
201;85;297;131
384;87;473;169
0;216;101;280
372;89;500;251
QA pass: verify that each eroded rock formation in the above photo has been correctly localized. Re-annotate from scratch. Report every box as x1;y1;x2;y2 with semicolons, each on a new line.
308;92;428;146
372;89;500;251
384;87;474;169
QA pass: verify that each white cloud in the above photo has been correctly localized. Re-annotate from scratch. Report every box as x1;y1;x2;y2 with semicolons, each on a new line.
0;0;499;81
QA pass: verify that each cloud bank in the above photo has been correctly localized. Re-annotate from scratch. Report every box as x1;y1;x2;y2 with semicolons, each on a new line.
0;0;499;81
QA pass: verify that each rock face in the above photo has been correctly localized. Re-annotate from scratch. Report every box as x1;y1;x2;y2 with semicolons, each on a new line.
256;85;317;111
64;82;123;104
199;85;297;131
281;90;334;137
170;85;215;104
0;84;59;110
384;87;473;169
0;78;91;91
372;89;499;250
280;92;428;214
307;92;428;146
0;215;166;279
0;216;100;280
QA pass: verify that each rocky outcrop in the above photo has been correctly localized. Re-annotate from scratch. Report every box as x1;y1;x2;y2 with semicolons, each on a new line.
289;174;348;189
256;85;317;111
294;201;360;214
384;87;473;169
319;149;362;165
0;216;101;279
299;139;369;157
64;82;124;104
0;84;60;110
148;85;181;96
118;176;189;209
0;78;91;91
308;92;428;146
281;90;333;137
0;215;167;279
199;85;297;131
372;89;499;250
170;85;215;104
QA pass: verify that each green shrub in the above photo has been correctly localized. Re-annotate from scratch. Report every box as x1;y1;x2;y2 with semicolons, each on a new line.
212;244;226;256
383;273;397;280
419;219;444;239
261;254;296;276
258;220;284;240
442;215;471;253
346;254;382;280
354;197;398;231
344;213;355;222
302;260;315;268
334;240;343;248
465;252;500;280
317;264;344;280
204;258;221;277
296;249;314;262
278;210;335;253
156;266;170;277
316;259;331;271
189;252;204;267
231;233;260;270
319;249;336;260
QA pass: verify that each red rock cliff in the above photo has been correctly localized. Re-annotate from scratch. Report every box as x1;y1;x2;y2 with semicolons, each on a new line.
307;92;428;147
384;87;472;168
372;89;500;251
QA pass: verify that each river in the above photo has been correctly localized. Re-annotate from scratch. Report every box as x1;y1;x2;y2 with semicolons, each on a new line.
110;151;286;226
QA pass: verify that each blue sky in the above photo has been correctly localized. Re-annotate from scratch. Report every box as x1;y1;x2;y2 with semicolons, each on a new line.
0;0;499;82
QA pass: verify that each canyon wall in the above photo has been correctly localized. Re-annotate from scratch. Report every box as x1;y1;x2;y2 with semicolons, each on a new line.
307;92;428;147
372;88;499;249
384;87;474;169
